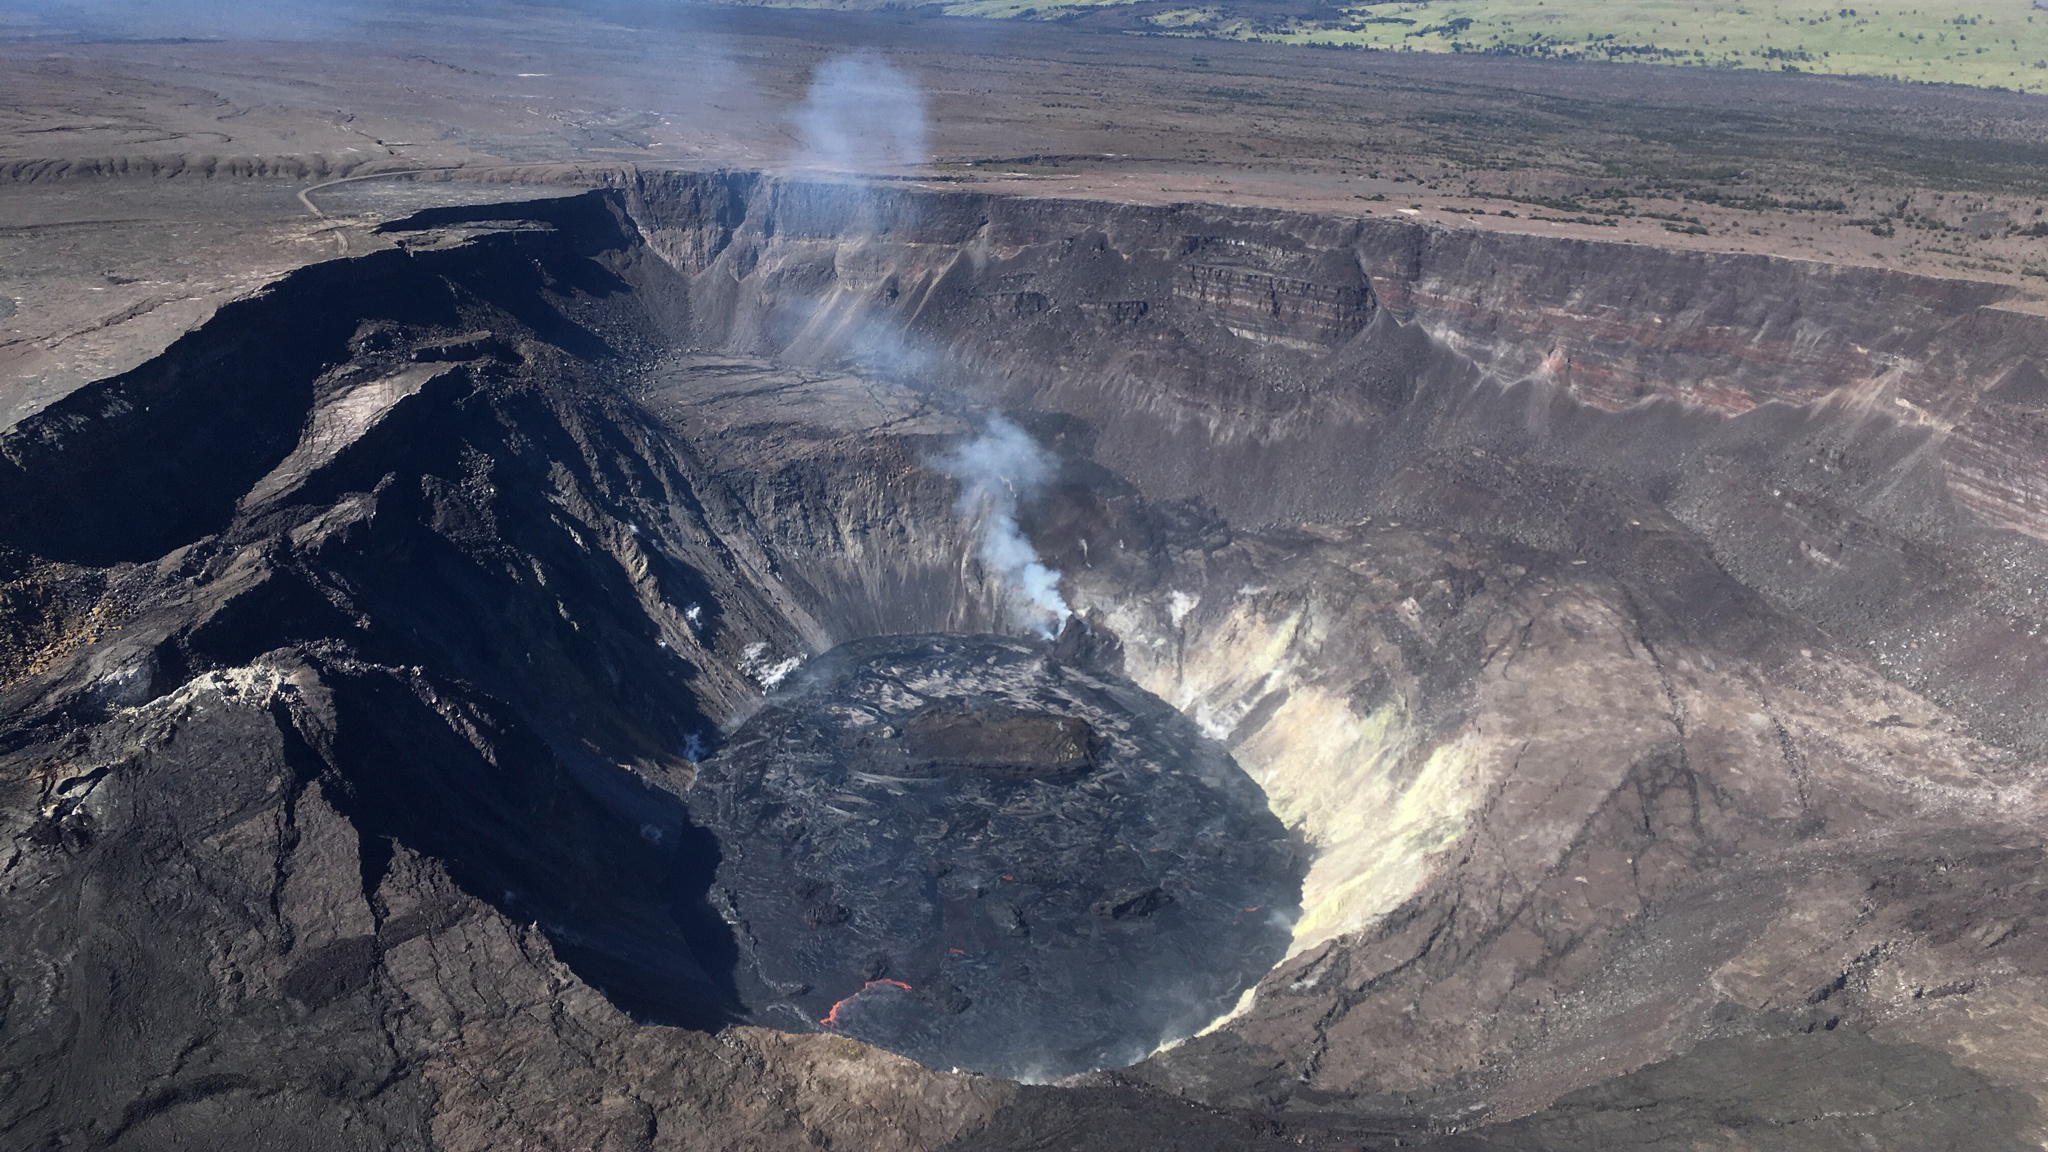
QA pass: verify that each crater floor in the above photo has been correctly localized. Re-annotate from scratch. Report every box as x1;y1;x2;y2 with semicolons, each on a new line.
694;630;1301;1080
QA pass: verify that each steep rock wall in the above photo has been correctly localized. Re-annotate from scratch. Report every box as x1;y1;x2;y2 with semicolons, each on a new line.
628;171;2048;756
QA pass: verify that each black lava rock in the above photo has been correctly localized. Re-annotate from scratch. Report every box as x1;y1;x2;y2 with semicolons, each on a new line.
690;633;1301;1080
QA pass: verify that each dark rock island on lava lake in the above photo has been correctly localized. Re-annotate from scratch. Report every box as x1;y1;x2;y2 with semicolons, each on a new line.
691;628;1301;1079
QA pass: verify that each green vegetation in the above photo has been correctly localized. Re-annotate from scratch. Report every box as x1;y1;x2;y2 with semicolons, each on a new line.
930;0;2048;94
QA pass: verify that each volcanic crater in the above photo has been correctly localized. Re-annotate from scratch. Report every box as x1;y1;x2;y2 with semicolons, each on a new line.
5;170;2048;1150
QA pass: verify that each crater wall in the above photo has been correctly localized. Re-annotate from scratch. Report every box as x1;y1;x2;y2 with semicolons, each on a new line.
624;171;2048;1140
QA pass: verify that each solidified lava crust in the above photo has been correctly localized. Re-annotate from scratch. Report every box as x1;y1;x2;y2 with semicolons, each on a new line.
690;631;1302;1080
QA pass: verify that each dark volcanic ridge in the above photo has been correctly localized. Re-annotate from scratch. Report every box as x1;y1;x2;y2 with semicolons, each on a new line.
694;629;1300;1080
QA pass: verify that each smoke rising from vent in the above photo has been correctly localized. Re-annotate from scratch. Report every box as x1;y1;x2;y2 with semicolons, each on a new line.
938;416;1071;638
790;53;930;173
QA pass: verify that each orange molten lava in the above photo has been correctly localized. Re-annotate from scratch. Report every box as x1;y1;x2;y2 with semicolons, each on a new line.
819;979;914;1028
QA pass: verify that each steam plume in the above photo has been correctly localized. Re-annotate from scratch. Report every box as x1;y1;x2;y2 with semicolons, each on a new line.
792;54;1060;643
790;52;929;173
939;416;1071;638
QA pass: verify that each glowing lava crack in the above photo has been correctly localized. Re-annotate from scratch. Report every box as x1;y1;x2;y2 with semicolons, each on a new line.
820;980;917;1030
688;630;1303;1081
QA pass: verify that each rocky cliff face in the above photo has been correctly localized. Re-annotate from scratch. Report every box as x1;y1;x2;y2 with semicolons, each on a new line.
0;189;1013;1152
4;172;2046;1150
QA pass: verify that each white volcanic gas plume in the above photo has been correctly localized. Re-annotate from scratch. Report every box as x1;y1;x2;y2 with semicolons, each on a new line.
939;417;1072;638
789;53;930;173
